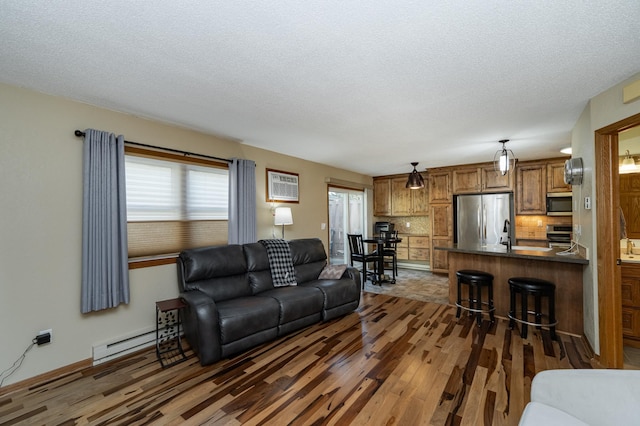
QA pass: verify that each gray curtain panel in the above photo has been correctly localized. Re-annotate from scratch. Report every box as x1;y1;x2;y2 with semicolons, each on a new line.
228;158;257;244
81;129;130;313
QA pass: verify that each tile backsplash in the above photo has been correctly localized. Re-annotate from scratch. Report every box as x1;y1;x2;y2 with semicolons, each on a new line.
515;215;571;240
375;216;430;235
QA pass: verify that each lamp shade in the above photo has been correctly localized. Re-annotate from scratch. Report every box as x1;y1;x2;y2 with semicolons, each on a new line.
405;162;425;189
274;207;293;225
494;139;516;176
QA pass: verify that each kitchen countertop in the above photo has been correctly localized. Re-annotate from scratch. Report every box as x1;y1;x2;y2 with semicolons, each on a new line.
435;242;589;265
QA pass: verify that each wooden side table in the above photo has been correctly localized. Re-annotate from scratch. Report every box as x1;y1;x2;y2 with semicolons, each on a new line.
155;298;187;368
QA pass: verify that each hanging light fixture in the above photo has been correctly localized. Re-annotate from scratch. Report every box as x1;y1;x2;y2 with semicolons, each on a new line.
620;150;638;174
494;139;517;176
405;162;425;189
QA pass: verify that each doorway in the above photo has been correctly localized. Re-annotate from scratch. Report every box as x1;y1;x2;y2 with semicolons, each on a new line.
328;187;366;265
596;112;640;368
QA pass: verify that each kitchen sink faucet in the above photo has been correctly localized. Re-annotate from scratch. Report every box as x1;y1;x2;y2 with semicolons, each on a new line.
500;219;512;251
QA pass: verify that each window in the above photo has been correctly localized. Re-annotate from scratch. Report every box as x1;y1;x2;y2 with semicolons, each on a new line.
124;147;229;263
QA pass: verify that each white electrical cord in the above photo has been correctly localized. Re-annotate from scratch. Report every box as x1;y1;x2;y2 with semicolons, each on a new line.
557;183;582;256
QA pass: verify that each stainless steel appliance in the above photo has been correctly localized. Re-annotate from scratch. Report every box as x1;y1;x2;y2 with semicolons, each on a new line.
546;192;573;216
546;224;572;248
454;193;515;246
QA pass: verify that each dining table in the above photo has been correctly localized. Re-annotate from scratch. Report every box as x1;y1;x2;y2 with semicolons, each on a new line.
363;235;402;284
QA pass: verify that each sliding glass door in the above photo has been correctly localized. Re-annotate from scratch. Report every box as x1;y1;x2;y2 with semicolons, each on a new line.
328;187;366;265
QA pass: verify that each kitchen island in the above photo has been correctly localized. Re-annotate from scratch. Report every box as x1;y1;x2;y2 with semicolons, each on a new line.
435;243;589;335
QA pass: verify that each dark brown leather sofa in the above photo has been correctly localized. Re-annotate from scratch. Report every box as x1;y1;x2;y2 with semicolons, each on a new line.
177;238;361;365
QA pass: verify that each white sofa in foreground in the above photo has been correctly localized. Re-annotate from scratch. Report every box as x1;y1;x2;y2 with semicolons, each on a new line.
519;369;640;425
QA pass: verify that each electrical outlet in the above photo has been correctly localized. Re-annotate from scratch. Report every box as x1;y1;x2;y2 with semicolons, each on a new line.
406;222;410;228
37;328;52;345
574;224;581;236
537;220;543;227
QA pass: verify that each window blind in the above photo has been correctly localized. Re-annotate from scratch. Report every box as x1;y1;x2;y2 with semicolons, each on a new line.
124;148;229;259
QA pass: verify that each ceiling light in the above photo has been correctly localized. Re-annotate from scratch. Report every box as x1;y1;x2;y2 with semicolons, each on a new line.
405;162;425;189
494;139;517;176
620;150;638;174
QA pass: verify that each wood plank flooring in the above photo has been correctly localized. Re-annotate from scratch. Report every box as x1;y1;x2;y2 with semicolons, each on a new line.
0;293;598;425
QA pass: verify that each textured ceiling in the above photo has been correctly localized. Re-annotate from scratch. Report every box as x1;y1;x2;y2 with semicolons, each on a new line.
2;1;640;176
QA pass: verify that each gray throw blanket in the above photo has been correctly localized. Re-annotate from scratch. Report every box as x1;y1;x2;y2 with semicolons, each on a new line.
259;239;297;287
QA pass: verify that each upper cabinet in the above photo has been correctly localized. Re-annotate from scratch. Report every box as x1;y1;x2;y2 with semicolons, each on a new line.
516;162;546;215
547;160;572;193
515;158;570;215
428;170;452;204
373;178;391;216
453;165;513;194
373;176;429;217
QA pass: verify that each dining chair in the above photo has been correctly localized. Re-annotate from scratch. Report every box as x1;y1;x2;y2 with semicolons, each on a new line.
347;234;382;288
378;230;398;281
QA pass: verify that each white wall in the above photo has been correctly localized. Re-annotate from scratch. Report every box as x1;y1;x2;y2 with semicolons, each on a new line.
572;71;640;353
0;83;370;386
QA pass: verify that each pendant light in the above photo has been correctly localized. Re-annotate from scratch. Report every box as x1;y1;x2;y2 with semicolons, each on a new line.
405;162;425;189
494;139;516;176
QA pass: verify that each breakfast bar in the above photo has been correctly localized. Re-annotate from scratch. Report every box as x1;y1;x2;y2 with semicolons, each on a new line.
435;243;589;335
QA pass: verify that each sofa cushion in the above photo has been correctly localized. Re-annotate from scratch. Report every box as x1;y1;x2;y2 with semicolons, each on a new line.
260;286;324;324
217;296;280;344
289;238;327;282
178;245;252;302
301;278;360;310
244;242;276;294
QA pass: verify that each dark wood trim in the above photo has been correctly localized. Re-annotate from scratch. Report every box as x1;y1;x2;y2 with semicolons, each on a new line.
596;112;640;368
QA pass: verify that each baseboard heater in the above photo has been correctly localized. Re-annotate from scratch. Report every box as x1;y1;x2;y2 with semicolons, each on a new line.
92;325;180;365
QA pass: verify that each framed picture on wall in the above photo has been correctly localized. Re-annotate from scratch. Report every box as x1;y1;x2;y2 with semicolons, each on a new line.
266;169;299;203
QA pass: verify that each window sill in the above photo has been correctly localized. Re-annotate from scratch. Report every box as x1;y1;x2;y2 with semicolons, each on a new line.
128;254;178;269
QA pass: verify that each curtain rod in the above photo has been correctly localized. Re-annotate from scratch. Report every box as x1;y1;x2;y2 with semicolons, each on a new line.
74;130;232;163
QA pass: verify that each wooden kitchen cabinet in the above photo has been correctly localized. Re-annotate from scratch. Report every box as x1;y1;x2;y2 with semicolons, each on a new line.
391;177;412;216
429;170;452;204
373;178;391;216
547;160;572;193
516;162;546;215
374;176;429;217
453;165;513;194
396;237;409;260
390;177;430;216
430;204;452;273
408;235;430;260
622;264;640;346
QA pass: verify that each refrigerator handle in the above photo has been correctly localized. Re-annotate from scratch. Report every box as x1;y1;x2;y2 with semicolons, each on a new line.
482;204;487;241
477;205;482;240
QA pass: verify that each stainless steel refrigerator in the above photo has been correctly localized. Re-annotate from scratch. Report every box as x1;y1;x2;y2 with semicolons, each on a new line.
454;193;515;246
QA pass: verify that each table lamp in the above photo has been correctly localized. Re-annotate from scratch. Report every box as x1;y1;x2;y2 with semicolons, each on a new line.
274;207;293;239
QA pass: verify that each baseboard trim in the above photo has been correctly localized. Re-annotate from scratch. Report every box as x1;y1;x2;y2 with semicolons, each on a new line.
0;358;92;397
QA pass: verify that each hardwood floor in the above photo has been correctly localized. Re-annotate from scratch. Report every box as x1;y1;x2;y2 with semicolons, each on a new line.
0;293;597;425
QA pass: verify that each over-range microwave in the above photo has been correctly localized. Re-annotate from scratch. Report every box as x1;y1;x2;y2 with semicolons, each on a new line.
546;192;572;216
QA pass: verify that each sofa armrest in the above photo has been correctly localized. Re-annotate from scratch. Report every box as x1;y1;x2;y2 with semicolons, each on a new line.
343;266;361;289
180;290;221;365
528;369;640;425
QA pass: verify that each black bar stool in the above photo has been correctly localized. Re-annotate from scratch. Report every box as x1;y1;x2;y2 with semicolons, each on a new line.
455;269;495;326
508;277;557;340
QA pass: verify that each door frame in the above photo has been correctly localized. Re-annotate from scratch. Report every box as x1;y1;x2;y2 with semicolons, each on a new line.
596;112;640;368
